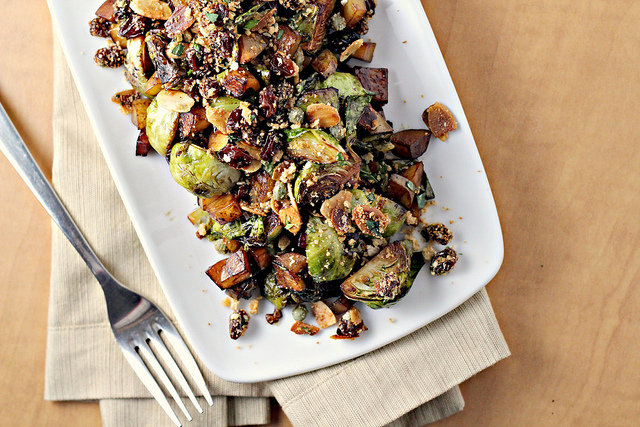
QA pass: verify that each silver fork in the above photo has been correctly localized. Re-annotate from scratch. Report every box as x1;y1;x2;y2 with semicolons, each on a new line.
0;102;213;426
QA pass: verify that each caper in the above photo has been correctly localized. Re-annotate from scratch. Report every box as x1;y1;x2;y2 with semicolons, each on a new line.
292;304;308;321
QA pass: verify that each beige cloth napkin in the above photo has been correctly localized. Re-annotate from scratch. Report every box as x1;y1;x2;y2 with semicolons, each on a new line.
44;40;510;426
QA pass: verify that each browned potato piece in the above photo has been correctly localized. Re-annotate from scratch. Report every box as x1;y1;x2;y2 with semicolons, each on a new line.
306;103;341;128
144;72;163;96
357;104;393;135
219;68;261;97
275;267;306;292
424;102;457;141
401;161;424;190
385;174;415;209
135;128;151;157
329;296;354;315
354;67;388;105
96;0;117;22
202;194;243;224
311;49;338;79
273;25;302;58
390;129;431;159
341;0;367;28
274;253;308;274
179;106;210;138
311;301;337;329
351;42;376;62
238;33;267;64
248;246;272;270
131;98;152;130
207;251;252;290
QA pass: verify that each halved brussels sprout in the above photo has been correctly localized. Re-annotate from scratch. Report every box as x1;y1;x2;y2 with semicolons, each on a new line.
146;98;179;157
340;240;413;309
261;271;290;310
124;36;149;94
285;128;346;164
294;160;360;205
305;216;356;282
169;142;241;198
319;72;371;98
296;88;340;112
344;189;407;237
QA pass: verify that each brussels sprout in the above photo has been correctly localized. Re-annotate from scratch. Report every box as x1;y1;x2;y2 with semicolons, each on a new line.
285;128;346;164
146;98;179;157
344;94;372;144
340;240;414;309
294;160;360;205
169;143;241;198
348;189;407;237
124;36;149;94
248;215;266;243
319;72;371;98
261;271;290;310
207;220;248;241
296;88;340;112
305;216;356;282
407;252;426;287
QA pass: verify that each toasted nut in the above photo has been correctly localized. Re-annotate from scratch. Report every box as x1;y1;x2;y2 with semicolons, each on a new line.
156;89;195;113
306;103;341;128
311;301;337;329
205;105;231;134
130;0;172;20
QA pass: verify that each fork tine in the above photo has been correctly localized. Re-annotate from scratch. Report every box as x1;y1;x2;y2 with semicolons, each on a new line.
147;326;203;413
159;320;214;406
120;347;182;427
136;337;193;422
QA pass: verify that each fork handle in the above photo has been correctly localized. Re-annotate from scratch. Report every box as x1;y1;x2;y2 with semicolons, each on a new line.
0;102;111;284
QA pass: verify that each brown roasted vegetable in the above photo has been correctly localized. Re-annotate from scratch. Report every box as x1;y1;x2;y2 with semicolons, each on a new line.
354;67;388;105
131;98;152;130
329;296;354;315
135;128;151;156
179;106;210;138
95;0;117;22
275;266;306;292
219;68;261;97
351;41;376;62
238;33;268;64
357;104;393;135
248;246;272;270
201;194;243;224
341;0;367;28
390;130;431;159
206;251;252;290
424;102;457;141
311;49;338;78
164;5;196;37
385;174;415;209
273;24;302;58
400;161;424;190
274;253;308;274
301;0;336;53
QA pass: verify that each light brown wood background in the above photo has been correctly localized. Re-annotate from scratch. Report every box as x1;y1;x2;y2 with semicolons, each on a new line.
1;0;639;425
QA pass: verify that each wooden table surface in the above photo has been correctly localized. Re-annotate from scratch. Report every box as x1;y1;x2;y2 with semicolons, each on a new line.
1;1;639;425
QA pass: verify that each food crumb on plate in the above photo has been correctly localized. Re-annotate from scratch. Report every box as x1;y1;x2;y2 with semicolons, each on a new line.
389;318;395;324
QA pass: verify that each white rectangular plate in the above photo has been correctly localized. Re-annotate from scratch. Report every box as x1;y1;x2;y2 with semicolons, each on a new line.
47;0;503;383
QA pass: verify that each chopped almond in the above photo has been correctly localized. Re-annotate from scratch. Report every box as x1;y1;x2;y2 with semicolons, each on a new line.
311;301;337;329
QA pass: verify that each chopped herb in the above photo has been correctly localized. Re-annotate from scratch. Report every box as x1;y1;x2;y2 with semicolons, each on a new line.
284;223;295;230
243;19;259;30
193;43;202;52
187;69;193;77
406;180;416;191
205;12;219;23
261;161;275;175
276;29;284;40
366;220;381;236
416;192;427;209
171;43;185;56
366;192;376;204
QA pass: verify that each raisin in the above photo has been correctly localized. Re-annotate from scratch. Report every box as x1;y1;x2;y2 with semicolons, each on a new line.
89;17;111;38
429;247;458;276
199;77;221;99
259;86;277;119
181;78;199;100
117;13;148;39
260;130;282;160
210;31;233;62
269;52;298;77
227;105;259;137
229;309;250;340
217;145;253;169
422;223;453;245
